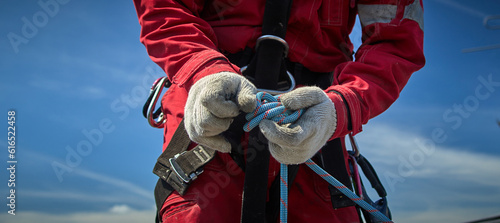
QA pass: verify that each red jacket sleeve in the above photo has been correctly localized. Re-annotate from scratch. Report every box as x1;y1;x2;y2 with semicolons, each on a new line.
327;0;426;139
133;0;240;89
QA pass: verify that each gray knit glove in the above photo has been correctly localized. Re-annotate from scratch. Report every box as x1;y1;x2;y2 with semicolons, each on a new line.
259;86;337;164
184;72;257;152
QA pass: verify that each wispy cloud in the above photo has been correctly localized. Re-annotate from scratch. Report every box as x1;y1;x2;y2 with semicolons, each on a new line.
109;204;135;214
22;190;146;205
28;78;72;92
432;0;489;18
7;147;154;208
28;78;108;100
354;124;500;222
35;149;153;202
358;124;500;186
72;168;152;200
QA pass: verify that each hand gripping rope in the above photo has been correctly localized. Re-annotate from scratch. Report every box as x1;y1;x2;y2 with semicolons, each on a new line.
243;92;393;223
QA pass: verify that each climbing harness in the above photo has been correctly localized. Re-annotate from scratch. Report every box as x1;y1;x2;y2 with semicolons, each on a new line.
144;0;392;221
243;92;393;223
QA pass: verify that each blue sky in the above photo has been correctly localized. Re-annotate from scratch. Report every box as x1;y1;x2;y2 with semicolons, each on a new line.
0;0;499;222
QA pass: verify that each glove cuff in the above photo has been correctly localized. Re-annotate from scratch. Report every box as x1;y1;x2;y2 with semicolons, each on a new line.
327;90;351;139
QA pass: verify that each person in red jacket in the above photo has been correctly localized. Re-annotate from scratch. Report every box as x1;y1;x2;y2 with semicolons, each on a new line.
134;0;425;222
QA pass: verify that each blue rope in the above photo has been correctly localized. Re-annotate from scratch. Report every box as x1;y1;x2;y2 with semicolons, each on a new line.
243;92;393;223
244;92;304;132
243;92;298;223
305;159;393;223
280;163;288;223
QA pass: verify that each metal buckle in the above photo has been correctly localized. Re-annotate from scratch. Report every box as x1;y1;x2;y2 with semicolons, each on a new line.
242;35;294;95
256;35;289;57
240;66;296;95
169;152;204;183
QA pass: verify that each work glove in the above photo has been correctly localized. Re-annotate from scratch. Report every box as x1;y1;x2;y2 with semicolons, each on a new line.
259;86;337;164
184;72;257;153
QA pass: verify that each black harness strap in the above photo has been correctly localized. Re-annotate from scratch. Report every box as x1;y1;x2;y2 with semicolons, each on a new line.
349;151;391;222
223;113;248;172
241;129;270;223
243;1;293;90
356;154;387;198
152;119;216;223
321;139;356;208
239;0;293;222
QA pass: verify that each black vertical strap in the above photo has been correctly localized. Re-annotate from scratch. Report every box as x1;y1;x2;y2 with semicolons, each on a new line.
223;113;247;172
241;128;270;223
322;138;356;208
356;154;387;198
246;0;293;89
240;0;293;223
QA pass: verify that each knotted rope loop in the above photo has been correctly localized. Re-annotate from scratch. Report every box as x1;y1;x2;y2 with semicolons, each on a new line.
243;92;304;132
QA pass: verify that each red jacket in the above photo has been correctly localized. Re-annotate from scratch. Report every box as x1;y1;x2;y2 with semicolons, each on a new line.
134;0;424;222
134;0;425;151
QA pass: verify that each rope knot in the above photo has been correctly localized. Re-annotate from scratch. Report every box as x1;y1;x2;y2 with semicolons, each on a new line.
243;92;305;132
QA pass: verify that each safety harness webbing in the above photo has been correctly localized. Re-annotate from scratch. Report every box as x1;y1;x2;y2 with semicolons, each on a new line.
152;119;215;222
239;0;294;222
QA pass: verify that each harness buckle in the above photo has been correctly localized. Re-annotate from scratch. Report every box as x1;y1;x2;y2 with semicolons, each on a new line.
169;152;204;183
241;66;296;95
256;35;289;57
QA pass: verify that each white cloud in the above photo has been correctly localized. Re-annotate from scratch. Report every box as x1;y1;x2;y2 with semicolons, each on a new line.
109;204;133;214
28;78;108;100
11;148;154;208
356;124;500;186
21;190;151;206
352;124;500;222
78;85;107;100
73;168;153;200
28;78;72;92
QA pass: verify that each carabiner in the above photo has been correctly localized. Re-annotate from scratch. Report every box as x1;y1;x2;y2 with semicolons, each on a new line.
142;76;171;128
348;133;361;157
